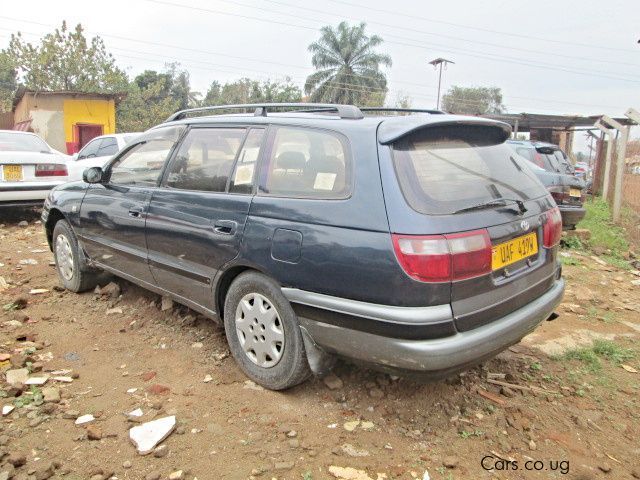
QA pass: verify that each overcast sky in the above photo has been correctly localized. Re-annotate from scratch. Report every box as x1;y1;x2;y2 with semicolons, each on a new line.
1;0;639;151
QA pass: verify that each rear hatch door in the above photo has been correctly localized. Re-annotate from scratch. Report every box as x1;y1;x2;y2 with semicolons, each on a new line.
378;118;558;331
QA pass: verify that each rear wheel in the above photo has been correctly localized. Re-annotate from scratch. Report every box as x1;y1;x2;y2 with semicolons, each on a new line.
224;272;311;390
52;220;101;292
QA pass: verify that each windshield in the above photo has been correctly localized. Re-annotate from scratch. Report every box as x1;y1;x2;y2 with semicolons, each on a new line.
391;126;546;215
0;132;50;153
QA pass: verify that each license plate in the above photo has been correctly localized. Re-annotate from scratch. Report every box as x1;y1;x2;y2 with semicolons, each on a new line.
492;232;538;270
569;188;581;198
2;165;23;182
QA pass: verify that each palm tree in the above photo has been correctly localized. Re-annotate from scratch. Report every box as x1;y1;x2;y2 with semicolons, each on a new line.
305;22;392;105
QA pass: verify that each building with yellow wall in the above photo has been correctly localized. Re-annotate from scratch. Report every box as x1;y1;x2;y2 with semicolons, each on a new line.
12;88;121;154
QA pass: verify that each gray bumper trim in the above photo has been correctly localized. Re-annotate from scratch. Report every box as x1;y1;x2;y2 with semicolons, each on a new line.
296;278;565;373
281;288;453;325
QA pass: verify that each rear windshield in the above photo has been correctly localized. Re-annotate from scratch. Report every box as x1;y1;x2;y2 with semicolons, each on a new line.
391;126;546;215
0;132;50;153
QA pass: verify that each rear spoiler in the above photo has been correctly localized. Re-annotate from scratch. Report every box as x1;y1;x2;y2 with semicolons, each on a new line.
377;115;512;145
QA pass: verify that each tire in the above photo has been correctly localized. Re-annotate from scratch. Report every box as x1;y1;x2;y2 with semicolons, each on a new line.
52;219;101;293
224;271;312;390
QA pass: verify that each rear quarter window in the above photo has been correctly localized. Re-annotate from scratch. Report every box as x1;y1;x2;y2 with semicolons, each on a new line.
391;126;546;215
259;126;351;199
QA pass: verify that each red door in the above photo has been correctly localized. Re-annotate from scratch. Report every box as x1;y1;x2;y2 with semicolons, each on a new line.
78;124;103;148
67;124;104;153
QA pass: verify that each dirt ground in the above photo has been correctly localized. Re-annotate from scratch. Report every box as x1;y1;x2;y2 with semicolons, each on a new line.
0;210;639;480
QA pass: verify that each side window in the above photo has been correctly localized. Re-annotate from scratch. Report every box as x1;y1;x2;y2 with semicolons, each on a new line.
97;137;118;157
165;128;245;192
77;139;101;160
260;127;350;198
109;127;184;186
229;128;265;194
516;148;534;162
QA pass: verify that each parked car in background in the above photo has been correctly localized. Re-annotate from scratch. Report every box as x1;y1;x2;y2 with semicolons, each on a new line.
0;130;71;208
67;133;140;181
43;104;564;390
573;161;590;179
507;140;586;230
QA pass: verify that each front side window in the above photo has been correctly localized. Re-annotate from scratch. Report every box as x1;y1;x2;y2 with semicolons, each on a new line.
77;139;101;159
109;127;184;186
164;128;245;192
392;126;546;215
97;137;118;157
260;127;350;198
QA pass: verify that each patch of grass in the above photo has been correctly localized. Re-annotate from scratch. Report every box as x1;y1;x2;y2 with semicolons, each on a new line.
592;339;635;364
560;255;582;266
561;339;635;372
302;472;313;480
529;362;542;371
577;198;630;266
459;429;484;439
600;311;617;323
586;306;599;320
561;235;584;250
601;255;631;270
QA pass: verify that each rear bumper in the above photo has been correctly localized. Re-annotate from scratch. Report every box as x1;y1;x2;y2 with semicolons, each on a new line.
0;184;63;208
285;278;565;377
559;204;585;228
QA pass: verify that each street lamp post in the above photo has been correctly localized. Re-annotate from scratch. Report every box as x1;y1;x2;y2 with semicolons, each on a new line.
428;57;454;110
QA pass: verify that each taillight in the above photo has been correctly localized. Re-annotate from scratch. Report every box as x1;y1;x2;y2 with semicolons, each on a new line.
547;185;569;204
392;229;491;283
543;207;562;248
35;164;68;177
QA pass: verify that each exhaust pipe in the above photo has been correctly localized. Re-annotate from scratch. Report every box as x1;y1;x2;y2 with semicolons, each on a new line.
546;312;559;321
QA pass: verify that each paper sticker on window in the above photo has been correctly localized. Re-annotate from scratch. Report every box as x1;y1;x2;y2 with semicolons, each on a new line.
234;164;254;185
313;172;336;191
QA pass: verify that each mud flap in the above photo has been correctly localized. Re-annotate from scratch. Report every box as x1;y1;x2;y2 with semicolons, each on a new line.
300;325;336;376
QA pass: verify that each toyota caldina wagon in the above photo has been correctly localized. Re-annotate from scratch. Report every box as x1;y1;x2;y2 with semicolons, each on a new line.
42;104;565;390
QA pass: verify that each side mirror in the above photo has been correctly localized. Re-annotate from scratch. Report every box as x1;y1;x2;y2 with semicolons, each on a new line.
83;167;104;184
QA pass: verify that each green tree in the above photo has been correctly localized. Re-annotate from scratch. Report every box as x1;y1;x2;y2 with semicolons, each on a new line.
202;77;302;106
134;64;200;109
116;80;178;133
0;52;17;111
305;22;391;106
5;21;127;93
441;86;505;115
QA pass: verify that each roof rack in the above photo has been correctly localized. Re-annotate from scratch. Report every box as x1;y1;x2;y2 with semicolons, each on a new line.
164;103;364;122
359;107;445;115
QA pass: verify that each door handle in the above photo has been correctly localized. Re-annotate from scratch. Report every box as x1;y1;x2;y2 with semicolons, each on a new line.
128;207;144;218
213;220;237;235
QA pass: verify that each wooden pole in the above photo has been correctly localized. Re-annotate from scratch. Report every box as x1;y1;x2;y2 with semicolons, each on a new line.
602;131;614;201
612;126;630;222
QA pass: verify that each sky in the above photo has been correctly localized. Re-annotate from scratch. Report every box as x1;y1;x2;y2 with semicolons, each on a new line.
1;0;639;153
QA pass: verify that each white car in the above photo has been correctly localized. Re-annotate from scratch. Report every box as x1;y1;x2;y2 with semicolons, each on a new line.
67;133;141;181
0;130;71;208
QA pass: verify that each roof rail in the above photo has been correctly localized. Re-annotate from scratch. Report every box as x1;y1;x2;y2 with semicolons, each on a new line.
360;107;445;115
164;103;364;122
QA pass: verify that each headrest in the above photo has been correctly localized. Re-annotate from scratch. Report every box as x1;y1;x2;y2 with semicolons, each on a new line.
276;151;306;170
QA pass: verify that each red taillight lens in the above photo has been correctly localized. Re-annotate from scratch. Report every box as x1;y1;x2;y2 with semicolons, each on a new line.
543;207;562;248
392;229;491;283
35;164;67;177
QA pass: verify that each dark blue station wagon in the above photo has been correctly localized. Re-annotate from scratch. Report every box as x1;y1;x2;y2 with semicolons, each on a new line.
42;104;565;390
